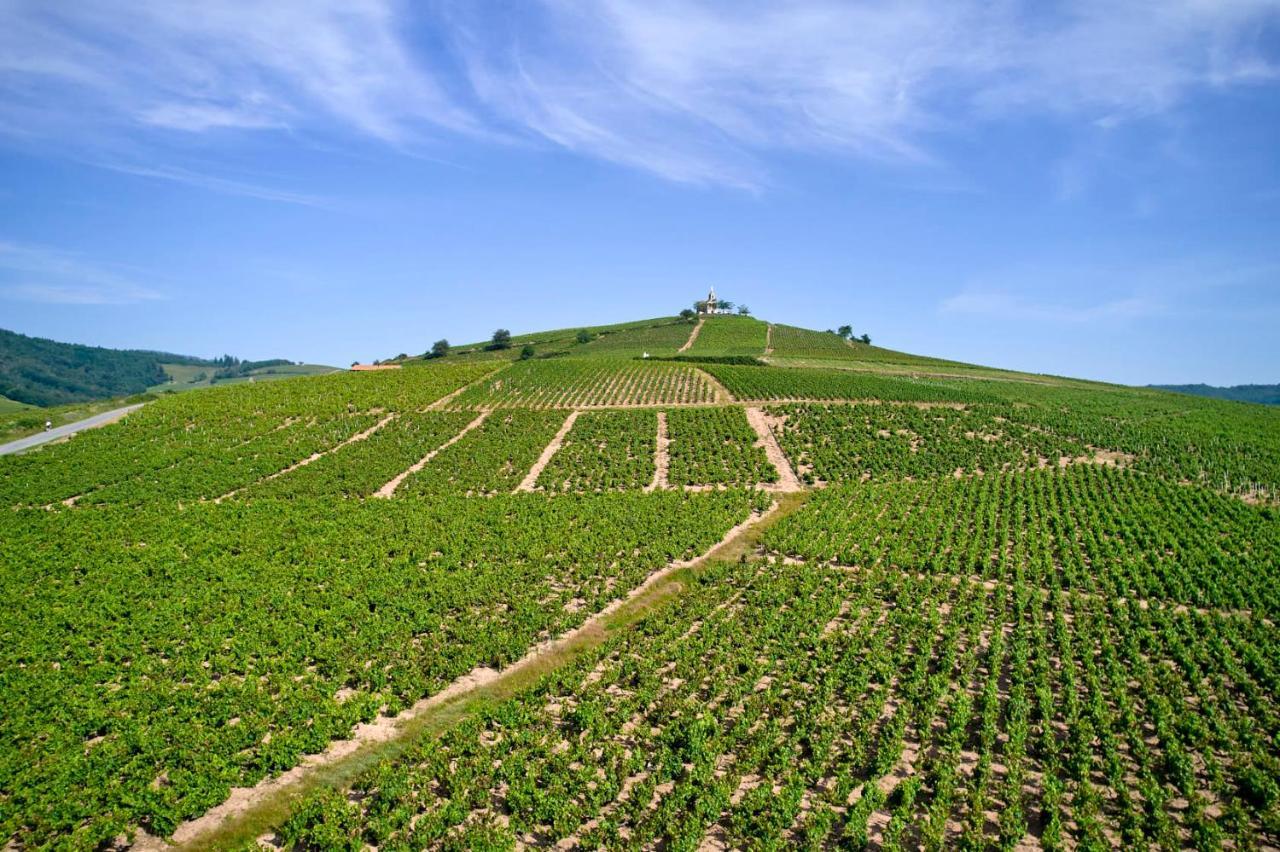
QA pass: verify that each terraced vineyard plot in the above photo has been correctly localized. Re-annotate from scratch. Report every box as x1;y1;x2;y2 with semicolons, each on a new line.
75;412;382;505
282;556;1280;849
398;410;567;496
705;364;999;404
767;402;1088;483
574;320;694;358
535;410;656;492
766;465;1280;617
451;360;718;409
242;411;478;499
0;363;493;507
666;407;777;487
686;314;769;356
0;492;758;849
767;323;866;359
983;382;1280;500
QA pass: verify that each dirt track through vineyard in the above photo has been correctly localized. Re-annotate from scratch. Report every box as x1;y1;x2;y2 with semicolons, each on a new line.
214;413;397;504
373;410;489;498
744;406;802;492
140;496;806;851
677;318;704;353
645;411;670;492
515;410;579;492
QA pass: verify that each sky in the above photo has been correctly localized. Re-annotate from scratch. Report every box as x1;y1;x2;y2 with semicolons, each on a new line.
1;1;1278;385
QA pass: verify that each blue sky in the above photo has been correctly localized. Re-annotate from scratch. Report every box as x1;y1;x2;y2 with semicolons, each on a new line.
1;1;1278;385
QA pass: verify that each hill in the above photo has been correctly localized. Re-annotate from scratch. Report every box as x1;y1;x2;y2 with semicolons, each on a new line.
0;328;332;407
1151;382;1280;406
1;312;1278;850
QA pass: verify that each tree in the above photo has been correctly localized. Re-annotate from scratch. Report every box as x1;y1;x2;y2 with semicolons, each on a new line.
693;300;707;314
719;300;735;312
488;329;512;350
860;333;871;345
679;308;696;320
837;325;853;339
428;339;450;359
520;343;536;360
576;329;593;345
395;353;408;361
737;305;751;316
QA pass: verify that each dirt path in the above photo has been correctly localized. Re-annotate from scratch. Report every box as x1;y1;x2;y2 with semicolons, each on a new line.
214;413;397;504
515;410;579;492
764;323;774;355
139;498;801;851
744;407;803;491
695;367;735;403
373;410;489;498
426;368;500;411
677;318;704;353
645;411;670;492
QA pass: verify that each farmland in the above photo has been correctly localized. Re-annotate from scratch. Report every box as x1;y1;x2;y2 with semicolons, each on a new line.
1;314;1278;850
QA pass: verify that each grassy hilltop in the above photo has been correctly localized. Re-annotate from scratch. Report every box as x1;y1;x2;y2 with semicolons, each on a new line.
1;313;1278;850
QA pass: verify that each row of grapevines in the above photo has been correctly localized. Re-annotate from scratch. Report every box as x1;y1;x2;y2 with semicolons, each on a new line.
703;364;1001;404
535;410;656;492
983;381;1280;498
398;410;568;496
765;464;1280;616
280;556;1280;848
573;321;695;358
451;360;717;409
766;402;1087;483
76;413;381;505
666;407;777;487
0;491;759;849
686;315;769;357
0;363;493;507
241;411;477;499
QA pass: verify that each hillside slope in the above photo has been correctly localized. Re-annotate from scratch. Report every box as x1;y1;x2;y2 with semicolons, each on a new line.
1;313;1278;850
0;328;327;407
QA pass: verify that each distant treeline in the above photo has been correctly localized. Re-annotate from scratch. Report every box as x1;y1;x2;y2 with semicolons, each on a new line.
0;328;290;407
1151;383;1280;406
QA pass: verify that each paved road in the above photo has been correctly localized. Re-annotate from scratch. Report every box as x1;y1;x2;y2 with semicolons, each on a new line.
0;403;146;456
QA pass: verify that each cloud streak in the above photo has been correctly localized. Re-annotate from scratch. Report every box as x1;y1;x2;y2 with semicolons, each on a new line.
0;242;165;305
1;0;1278;188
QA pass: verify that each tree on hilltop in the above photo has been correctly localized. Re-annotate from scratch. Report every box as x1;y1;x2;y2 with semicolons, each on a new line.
737;305;751;316
679;308;696;320
860;333;871;344
837;325;852;339
428;339;450;359
488;329;512;351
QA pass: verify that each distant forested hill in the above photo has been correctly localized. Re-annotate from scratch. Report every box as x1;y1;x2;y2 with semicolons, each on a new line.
0;328;215;406
0;328;319;407
1151;383;1280;406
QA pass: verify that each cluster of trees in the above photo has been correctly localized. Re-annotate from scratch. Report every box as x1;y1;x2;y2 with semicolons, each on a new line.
830;325;871;344
686;300;751;317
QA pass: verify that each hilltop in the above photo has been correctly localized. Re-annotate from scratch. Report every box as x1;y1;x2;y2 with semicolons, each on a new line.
1;311;1278;850
0;328;337;408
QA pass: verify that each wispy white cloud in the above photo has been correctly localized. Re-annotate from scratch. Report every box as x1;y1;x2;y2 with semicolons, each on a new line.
1;0;1277;189
104;163;332;208
0;242;164;305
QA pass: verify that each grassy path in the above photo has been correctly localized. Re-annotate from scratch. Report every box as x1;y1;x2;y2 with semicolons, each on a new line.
146;491;812;851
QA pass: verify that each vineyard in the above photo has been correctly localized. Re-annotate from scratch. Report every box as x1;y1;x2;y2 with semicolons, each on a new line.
1;314;1278;850
449;360;720;409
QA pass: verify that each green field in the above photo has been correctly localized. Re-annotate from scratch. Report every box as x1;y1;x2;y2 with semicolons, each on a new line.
0;394;32;414
2;314;1278;850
